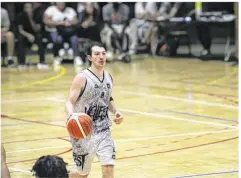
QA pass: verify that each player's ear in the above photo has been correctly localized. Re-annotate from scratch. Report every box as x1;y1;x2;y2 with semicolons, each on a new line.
87;55;92;62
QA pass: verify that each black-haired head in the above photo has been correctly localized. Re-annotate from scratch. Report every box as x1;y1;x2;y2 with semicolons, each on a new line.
85;42;105;57
31;155;68;178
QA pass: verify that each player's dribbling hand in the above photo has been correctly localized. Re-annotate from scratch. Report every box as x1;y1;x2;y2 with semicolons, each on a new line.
113;111;123;124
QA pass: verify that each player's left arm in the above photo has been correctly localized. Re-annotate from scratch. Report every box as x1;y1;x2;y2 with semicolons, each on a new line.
108;73;123;124
109;97;124;125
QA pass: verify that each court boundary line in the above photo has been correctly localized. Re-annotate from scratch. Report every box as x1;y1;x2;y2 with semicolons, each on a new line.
118;108;237;129
6;128;237;154
2;98;237;123
2;97;236;129
8;167;31;174
169;170;238;178
46;97;238;129
120;91;238;110
2;66;66;91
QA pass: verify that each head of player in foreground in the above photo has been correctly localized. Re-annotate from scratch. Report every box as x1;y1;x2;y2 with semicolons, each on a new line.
31;155;68;178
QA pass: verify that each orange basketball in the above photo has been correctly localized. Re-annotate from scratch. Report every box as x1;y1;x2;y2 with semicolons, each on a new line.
66;113;92;139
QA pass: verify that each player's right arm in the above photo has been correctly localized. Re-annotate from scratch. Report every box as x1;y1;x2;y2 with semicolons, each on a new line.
65;73;86;121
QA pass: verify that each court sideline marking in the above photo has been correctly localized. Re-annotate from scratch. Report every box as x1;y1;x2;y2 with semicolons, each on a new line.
6;128;237;154
120;90;238;110
9;167;31;174
2;98;237;123
2;97;237;129
2;66;66;91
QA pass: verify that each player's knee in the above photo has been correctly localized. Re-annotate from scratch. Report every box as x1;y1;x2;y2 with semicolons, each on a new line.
102;165;114;178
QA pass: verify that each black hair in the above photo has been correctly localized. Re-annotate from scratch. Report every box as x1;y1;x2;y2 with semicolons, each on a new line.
85;42;106;66
31;155;68;178
85;42;105;57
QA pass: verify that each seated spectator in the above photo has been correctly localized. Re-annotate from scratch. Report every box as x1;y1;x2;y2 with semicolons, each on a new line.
1;7;15;67
152;2;191;56
101;2;136;61
43;2;83;66
134;2;159;55
31;155;68;178
77;2;101;42
16;3;48;69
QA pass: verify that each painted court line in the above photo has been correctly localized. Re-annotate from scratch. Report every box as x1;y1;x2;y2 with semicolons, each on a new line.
6;145;70;154
120;91;238;110
3;97;237;123
46;97;237;129
6;129;237;154
9;167;31;174
170;170;238;178
2;97;238;129
1;98;47;104
115;129;237;142
119;109;238;129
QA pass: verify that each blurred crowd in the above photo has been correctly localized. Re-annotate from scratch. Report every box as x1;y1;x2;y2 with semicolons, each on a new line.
1;2;237;69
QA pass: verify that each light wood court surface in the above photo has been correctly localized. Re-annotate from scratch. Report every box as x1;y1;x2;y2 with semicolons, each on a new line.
1;56;238;178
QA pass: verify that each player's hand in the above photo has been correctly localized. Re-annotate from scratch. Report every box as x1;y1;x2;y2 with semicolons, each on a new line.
66;113;73;124
113;111;123;124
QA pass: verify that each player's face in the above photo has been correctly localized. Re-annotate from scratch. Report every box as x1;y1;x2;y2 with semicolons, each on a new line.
89;46;107;68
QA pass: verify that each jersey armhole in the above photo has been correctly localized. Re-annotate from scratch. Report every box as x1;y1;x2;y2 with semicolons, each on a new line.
108;72;113;84
78;78;87;99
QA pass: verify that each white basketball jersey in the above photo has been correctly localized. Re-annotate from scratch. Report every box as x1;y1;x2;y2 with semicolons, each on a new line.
74;69;113;134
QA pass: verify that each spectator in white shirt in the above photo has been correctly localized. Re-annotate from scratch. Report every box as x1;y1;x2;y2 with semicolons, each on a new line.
43;2;83;66
1;7;15;66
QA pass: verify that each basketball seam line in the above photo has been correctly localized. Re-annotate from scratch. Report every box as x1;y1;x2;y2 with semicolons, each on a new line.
73;116;87;138
67;120;76;138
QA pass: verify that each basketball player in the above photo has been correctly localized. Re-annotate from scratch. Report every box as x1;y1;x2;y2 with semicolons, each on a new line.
1;145;11;178
66;42;124;178
31;155;68;178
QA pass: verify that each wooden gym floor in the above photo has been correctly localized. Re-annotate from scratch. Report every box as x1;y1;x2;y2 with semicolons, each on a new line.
1;55;239;178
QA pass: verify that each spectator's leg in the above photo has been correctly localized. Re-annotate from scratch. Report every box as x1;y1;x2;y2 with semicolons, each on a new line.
101;25;114;51
121;33;129;53
70;34;84;66
101;25;114;61
126;20;137;54
49;32;63;57
150;26;159;56
196;23;212;55
5;31;15;59
235;2;238;60
35;34;46;64
70;35;79;57
17;34;27;65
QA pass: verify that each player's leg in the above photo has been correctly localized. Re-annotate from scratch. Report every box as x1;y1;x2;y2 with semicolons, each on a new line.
69;138;95;178
96;130;116;178
1;145;11;178
101;165;114;178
